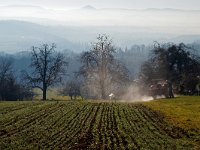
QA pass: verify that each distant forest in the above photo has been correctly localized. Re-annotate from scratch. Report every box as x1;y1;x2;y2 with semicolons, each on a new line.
0;37;200;100
1;41;200;78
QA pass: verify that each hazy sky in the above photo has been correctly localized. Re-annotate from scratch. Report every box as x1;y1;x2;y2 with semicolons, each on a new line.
0;0;200;10
1;0;200;35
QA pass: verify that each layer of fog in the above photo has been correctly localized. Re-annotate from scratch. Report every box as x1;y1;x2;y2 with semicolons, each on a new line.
0;5;200;35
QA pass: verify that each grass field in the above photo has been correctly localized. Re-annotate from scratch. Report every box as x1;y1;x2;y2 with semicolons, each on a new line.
144;96;200;146
0;97;199;149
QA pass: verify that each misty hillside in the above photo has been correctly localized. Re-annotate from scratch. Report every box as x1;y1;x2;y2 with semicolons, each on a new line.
0;20;82;53
1;20;200;53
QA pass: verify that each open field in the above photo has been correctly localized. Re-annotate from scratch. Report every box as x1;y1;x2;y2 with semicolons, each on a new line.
0;98;199;149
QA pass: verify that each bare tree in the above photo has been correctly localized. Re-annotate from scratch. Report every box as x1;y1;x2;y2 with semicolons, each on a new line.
0;57;33;100
24;44;68;100
79;34;129;99
61;79;82;100
0;57;13;100
0;57;13;82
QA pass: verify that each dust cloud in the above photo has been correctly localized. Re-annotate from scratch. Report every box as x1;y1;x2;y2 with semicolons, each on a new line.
118;85;154;103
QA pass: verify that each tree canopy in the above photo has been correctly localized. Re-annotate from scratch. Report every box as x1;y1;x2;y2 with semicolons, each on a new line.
140;43;200;94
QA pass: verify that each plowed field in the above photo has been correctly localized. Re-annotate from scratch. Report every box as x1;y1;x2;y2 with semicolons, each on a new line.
0;101;197;149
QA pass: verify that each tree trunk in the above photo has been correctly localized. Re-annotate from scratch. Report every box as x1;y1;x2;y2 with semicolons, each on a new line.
101;81;106;99
43;46;47;101
43;85;47;100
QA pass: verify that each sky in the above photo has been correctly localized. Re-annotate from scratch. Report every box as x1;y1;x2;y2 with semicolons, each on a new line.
0;0;200;10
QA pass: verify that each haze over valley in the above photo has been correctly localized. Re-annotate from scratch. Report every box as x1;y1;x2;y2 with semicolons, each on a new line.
0;1;200;53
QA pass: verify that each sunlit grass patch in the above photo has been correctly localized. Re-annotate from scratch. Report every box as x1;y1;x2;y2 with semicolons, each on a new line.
144;96;200;140
33;88;71;101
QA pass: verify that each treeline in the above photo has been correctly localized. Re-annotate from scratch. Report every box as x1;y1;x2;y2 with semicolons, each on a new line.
0;35;200;100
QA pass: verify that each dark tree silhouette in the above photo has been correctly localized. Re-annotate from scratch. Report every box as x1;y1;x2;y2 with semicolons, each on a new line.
0;57;33;100
140;42;200;94
24;44;67;100
0;57;13;100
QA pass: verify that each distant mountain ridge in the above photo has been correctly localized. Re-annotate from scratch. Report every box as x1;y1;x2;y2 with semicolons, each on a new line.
1;4;200;12
100;7;200;12
1;4;200;30
0;20;200;53
81;5;96;10
0;20;82;53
